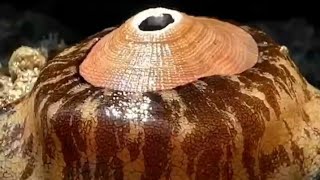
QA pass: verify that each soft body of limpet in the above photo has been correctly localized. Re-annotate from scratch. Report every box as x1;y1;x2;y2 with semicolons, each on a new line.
1;7;320;180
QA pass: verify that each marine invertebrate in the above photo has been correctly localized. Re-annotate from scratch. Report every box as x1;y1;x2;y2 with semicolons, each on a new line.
79;8;258;92
1;7;320;180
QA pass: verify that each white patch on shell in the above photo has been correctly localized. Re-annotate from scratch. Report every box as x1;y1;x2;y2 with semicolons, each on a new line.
131;7;183;34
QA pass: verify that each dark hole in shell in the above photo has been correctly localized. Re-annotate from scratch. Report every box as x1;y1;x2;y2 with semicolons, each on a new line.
138;13;174;31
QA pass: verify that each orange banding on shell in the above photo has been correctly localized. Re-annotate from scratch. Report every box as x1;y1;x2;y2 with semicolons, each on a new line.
79;7;258;92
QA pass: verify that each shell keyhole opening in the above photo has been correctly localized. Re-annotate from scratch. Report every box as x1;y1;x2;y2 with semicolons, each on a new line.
138;13;174;31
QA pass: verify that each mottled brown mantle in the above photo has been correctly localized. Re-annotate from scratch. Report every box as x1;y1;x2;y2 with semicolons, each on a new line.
0;21;320;180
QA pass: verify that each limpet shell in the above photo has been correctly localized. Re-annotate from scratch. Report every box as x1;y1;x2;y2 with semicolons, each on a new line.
79;7;258;92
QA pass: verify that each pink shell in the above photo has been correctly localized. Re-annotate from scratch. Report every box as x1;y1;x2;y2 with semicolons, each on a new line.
79;8;258;92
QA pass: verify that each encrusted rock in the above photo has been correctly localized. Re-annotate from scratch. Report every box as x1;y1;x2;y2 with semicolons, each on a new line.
0;46;46;107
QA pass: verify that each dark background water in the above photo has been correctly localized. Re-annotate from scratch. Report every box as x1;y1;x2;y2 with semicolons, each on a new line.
0;0;319;87
3;0;319;38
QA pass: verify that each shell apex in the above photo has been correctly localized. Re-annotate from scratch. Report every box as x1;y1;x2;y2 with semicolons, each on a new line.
79;7;259;92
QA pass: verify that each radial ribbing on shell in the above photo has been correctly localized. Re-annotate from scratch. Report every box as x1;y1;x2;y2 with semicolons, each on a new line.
79;7;259;92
